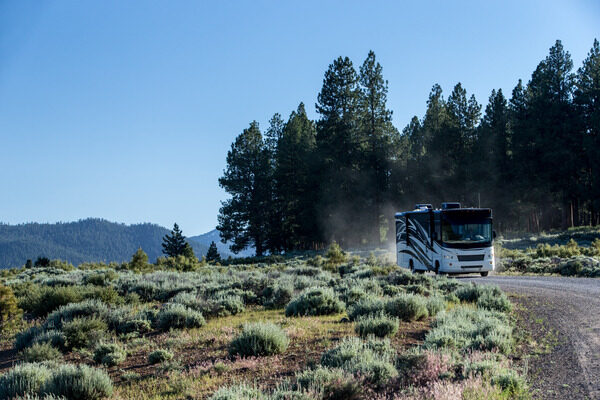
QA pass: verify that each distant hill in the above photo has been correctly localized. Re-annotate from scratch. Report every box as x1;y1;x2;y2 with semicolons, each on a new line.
0;219;244;269
188;230;254;259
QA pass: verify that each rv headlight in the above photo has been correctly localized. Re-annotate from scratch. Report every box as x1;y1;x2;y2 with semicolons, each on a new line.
443;255;453;260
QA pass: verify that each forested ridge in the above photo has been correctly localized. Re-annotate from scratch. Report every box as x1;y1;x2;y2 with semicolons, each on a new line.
218;39;600;255
0;219;234;268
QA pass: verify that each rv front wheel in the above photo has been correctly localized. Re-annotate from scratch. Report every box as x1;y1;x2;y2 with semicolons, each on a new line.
434;260;440;275
409;259;414;272
480;272;489;277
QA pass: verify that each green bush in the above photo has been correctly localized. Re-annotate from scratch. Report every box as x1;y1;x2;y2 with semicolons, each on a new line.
204;296;245;318
262;284;293;309
45;300;109;330
31;331;66;350
0;363;51;399
347;297;385;321
21;343;62;363
42;364;113;400
354;313;399;338
285;288;345;317
295;366;347;391
229;323;289;357
424;306;513;354
93;343;126;366
62;317;108;349
476;291;512;312
325;242;347;267
1;284;23;333
384;294;429;321
116;318;152;334
156;304;205;330
320;337;398;385
425;295;446;317
15;326;45;351
148;349;173;364
19;286;121;318
209;383;266;400
491;369;529;396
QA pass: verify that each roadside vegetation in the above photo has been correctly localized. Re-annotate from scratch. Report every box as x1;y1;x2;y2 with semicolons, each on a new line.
0;245;528;399
497;227;600;277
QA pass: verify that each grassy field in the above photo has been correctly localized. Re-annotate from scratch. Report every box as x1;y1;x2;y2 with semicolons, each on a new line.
0;246;528;399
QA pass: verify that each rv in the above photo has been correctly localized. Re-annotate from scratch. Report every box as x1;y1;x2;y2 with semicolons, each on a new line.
395;203;495;276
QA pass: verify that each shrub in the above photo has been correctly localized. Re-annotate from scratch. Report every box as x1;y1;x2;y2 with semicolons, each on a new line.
114;317;152;335
156;304;205;330
42;364;113;400
285;288;345;317
45;300;109;329
93;343;126;366
424;306;512;354
347;297;385;321
204;296;245;318
15;326;45;351
229;323;289;357
0;284;23;333
62;317;108;349
31;331;66;350
476;291;512;312
209;383;266;400
325;242;347;267
295;366;347;391
354;313;399;338
426;295;446;317
320;337;397;385
0;363;51;399
148;349;173;364
20;286;120;318
397;347;452;385
22;343;62;363
491;369;528;396
262;284;293;309
385;294;429;321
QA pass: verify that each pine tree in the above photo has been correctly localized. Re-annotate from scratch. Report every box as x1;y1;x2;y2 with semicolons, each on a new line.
575;39;600;225
276;103;318;250
315;56;361;245
218;121;272;256
162;223;187;257
206;241;221;263
358;50;398;244
129;247;149;271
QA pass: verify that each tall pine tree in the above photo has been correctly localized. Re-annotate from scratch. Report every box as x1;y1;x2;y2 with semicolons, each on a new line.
218;121;272;256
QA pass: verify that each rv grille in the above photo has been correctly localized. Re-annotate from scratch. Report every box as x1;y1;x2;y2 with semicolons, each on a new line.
460;265;483;269
457;254;485;262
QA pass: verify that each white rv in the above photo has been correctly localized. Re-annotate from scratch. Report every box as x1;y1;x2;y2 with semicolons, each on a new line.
395;203;495;276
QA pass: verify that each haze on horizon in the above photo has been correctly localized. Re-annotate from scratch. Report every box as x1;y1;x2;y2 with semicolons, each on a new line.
1;1;598;236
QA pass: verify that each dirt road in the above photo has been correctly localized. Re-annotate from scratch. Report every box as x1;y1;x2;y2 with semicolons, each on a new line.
464;275;600;400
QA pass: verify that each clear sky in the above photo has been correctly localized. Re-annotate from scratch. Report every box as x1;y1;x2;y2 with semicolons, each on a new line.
1;1;598;235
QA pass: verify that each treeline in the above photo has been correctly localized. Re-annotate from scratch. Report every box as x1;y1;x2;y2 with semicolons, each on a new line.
218;40;600;255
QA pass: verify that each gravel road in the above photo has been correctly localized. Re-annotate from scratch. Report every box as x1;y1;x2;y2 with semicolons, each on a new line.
463;275;600;400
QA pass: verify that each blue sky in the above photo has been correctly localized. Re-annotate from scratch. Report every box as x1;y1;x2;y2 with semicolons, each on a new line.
1;1;598;235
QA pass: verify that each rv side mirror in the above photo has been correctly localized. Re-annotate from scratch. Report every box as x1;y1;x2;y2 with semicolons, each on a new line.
493;230;497;239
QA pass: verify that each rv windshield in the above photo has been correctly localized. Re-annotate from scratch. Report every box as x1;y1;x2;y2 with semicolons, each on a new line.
441;220;492;246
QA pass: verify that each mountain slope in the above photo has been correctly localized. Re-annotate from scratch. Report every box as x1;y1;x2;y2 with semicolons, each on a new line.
0;219;244;269
188;230;254;258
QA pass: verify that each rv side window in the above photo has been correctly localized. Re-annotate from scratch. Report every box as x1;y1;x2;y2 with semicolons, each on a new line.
412;212;430;235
